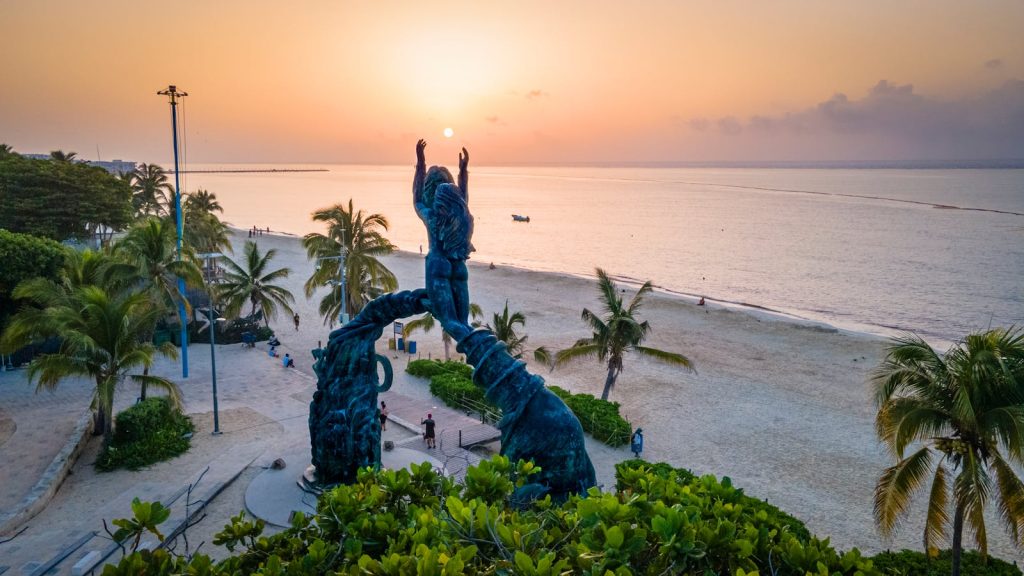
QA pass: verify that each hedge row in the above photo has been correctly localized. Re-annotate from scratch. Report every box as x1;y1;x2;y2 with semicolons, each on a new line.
96;397;194;471
548;385;632;447
407;360;633;447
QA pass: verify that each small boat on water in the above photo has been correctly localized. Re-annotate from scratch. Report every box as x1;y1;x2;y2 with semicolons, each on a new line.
512;214;531;223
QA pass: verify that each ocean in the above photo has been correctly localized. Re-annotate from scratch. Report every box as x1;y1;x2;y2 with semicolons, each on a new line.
184;164;1024;347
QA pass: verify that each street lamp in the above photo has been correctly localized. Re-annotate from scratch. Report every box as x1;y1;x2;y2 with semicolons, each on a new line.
157;85;189;379
315;227;348;326
199;251;223;435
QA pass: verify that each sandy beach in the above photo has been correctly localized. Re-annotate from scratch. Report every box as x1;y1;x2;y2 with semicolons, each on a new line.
247;228;1020;561
2;228;1019;568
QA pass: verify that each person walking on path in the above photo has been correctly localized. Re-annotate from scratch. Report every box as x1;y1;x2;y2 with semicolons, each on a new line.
379;401;389;431
630;427;644;458
421;413;436;448
293;312;301;331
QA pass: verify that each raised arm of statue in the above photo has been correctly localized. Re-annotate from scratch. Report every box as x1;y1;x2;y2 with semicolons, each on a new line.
458;146;469;201
413;139;428;221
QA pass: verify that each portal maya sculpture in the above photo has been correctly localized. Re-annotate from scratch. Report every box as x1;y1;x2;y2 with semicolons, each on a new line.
307;140;595;499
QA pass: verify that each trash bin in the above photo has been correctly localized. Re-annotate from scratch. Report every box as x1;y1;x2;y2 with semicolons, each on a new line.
388;338;396;350
407;341;417;355
397;337;405;351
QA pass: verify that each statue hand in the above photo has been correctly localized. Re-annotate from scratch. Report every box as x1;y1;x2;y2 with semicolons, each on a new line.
459;147;469;171
416;139;427;164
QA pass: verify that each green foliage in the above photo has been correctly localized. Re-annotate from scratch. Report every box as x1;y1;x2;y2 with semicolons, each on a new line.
429;373;491;410
102;455;917;575
548;385;632;447
407;359;474;379
189;322;274;345
0;229;67;330
303;199;397;325
96;397;194;471
109;497;172;552
871;549;1022;575
0;153;133;241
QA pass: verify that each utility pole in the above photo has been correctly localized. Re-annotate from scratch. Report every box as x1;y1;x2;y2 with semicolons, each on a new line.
157;85;189;378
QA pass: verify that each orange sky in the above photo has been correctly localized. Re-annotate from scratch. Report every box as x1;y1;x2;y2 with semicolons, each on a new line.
1;0;1022;164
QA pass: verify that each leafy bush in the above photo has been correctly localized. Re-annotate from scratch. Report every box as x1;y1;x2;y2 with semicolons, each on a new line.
188;322;273;345
872;549;1022;576
548;385;632;446
429;373;492;410
96;397;194;471
102;456;889;575
616;459;811;542
407;358;473;379
407;361;632;447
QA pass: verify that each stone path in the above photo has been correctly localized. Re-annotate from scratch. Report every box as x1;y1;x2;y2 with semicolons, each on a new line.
0;338;499;573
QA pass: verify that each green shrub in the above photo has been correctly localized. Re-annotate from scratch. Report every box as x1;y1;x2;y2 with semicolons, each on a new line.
429;373;491;409
102;456;889;575
96;397;194;471
407;358;473;379
872;549;1022;576
548;385;632;446
615;459;811;542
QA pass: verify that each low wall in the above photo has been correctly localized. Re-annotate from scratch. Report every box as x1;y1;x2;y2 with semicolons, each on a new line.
0;409;94;535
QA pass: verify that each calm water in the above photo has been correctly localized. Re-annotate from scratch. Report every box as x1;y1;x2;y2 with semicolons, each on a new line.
186;165;1024;346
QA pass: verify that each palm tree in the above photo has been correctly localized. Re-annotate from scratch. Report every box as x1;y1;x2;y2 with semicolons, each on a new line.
115;219;204;399
182;190;231;255
130;163;174;217
49;150;78;162
553;268;694;401
303;200;397;326
184;189;223;214
1;277;181;441
0;143;13;157
482;300;552;364
218;240;295;326
403;304;482;361
872;328;1024;576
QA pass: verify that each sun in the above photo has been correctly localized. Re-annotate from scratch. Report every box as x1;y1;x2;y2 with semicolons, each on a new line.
443;127;454;138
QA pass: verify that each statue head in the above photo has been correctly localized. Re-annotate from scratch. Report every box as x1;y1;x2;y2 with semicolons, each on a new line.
423;165;454;207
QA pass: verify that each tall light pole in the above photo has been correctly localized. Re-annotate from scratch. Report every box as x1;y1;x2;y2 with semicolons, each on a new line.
316;227;348;326
199;252;223;435
157;85;189;378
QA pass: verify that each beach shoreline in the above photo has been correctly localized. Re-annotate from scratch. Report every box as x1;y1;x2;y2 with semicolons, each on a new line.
229;229;1020;560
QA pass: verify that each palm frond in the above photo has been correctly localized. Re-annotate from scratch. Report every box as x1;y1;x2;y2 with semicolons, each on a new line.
874;446;934;535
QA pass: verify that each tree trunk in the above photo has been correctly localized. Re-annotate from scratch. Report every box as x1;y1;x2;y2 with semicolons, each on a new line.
601;367;619;401
140;366;149;401
92;410;105;437
952;502;965;576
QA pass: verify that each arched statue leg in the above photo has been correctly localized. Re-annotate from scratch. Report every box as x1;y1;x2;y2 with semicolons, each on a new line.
452;260;470;326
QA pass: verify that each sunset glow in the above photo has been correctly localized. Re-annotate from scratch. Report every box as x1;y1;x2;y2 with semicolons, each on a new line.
1;1;1021;164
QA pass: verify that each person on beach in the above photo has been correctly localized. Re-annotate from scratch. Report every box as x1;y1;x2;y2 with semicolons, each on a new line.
631;428;644;458
379;401;389;431
413;139;473;336
421;413;436;448
293;312;301;331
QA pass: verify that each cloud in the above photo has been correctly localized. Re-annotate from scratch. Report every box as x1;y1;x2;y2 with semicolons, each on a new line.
681;79;1024;160
525;89;548;100
485;115;501;124
985;58;1004;70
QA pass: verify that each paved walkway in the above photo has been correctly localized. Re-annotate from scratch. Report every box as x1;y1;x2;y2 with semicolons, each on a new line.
0;337;497;574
